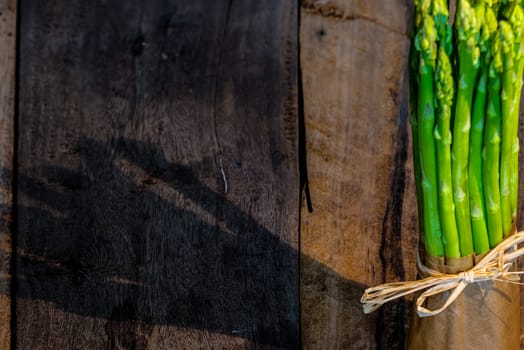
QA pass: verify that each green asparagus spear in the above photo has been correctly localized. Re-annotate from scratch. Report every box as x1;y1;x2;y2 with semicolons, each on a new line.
452;0;481;256
415;14;445;257
435;47;461;258
411;0;427;242
484;31;504;247
410;39;426;240
504;3;524;223
510;136;520;222
468;3;496;254
511;55;523;223
498;20;515;236
470;63;490;253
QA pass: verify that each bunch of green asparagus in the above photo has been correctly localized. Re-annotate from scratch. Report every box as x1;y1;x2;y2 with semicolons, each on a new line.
411;0;524;259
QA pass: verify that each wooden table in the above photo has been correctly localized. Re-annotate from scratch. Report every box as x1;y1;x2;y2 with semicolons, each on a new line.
0;0;522;349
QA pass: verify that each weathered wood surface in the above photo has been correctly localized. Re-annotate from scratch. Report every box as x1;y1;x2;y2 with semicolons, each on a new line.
299;1;418;349
16;1;299;349
299;1;524;349
0;0;16;348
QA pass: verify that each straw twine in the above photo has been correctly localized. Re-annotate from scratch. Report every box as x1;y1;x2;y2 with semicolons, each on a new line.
361;231;524;317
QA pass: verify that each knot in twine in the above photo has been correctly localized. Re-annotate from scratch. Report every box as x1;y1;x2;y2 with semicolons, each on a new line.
361;231;524;317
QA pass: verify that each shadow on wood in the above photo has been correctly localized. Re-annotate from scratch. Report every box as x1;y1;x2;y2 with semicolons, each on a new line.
14;137;297;347
7;0;418;347
0;137;402;348
14;0;302;347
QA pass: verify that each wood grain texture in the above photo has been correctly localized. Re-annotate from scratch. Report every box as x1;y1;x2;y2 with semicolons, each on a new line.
16;1;299;349
0;0;16;348
299;1;416;349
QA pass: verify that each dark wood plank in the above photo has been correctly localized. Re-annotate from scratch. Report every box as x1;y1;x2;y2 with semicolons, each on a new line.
17;1;299;348
0;0;17;348
299;1;415;349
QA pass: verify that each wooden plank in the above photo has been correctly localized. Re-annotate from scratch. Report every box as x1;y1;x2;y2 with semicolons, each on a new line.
299;1;415;349
17;1;299;349
0;0;16;348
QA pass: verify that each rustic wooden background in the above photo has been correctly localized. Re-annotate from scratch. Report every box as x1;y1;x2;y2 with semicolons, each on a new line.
299;1;416;349
0;0;523;349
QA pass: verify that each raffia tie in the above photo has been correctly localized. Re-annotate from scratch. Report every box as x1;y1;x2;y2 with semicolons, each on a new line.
361;231;524;317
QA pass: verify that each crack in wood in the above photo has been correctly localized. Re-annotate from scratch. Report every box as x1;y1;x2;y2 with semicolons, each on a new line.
212;0;233;195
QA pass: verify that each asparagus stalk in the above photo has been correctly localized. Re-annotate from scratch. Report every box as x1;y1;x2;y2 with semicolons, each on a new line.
452;0;481;256
470;63;490;253
510;135;520;221
484;30;504;247
411;0;426;242
435;47;461;257
415;14;445;257
511;59;523;222
468;3;496;254
431;0;459;257
504;3;524;223
409;39;426;240
498;20;515;236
